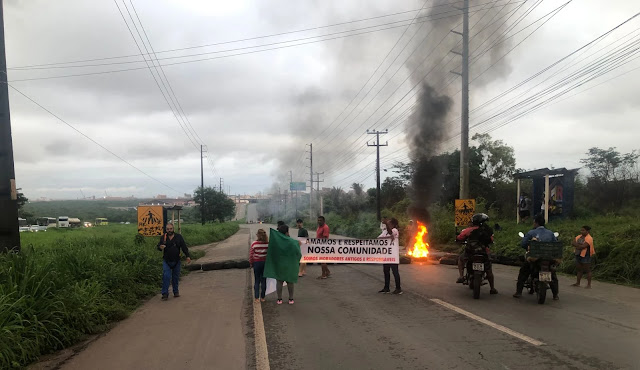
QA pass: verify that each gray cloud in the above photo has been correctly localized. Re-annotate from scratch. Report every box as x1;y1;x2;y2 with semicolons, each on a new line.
5;0;640;199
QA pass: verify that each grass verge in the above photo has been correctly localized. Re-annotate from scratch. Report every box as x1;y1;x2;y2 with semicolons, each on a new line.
0;222;239;369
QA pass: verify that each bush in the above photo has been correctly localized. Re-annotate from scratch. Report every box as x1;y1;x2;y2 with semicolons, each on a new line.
0;223;239;369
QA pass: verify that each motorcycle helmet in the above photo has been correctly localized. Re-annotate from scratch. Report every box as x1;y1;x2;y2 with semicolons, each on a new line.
471;213;489;226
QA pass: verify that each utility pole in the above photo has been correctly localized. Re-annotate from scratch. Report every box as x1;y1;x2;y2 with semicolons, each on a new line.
314;172;325;216
367;129;388;221
219;178;224;194
307;143;313;221
290;170;297;219
0;2;20;253
313;172;325;193
200;145;205;225
450;0;470;199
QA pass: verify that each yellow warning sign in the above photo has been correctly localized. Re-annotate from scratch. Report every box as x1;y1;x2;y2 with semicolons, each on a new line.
137;205;164;236
455;199;476;227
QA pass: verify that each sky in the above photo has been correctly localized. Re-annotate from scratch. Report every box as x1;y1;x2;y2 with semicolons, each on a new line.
5;0;640;199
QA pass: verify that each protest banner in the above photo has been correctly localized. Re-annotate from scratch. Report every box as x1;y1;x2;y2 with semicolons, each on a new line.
299;237;399;264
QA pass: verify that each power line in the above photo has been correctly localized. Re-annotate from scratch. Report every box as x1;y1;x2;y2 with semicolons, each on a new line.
113;0;200;150
9;0;523;82
9;84;183;194
8;2;471;70
327;2;589;185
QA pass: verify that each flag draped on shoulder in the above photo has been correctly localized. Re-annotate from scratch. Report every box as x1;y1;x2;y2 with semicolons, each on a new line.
264;228;302;283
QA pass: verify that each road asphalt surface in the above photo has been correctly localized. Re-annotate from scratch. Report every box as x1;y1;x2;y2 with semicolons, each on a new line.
260;225;640;370
42;218;639;370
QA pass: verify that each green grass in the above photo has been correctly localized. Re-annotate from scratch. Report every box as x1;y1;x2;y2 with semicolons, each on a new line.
319;206;640;287
0;222;239;369
428;212;640;287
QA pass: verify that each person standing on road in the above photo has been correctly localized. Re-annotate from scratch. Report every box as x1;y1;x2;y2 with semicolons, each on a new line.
297;219;309;277
572;226;595;289
404;220;415;251
249;229;269;302
379;218;402;295
157;223;191;301
317;216;331;279
275;224;300;305
380;215;388;234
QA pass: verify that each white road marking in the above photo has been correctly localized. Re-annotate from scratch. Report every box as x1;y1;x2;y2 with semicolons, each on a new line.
253;299;270;370
430;298;545;346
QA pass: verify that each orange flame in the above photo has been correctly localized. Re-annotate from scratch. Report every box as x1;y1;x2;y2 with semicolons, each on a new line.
407;221;429;258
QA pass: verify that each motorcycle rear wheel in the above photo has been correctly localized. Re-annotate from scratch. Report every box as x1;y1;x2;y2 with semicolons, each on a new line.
537;281;547;304
473;272;482;299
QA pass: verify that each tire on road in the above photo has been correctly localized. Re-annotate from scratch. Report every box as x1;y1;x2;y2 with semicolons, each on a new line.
473;271;482;299
537;281;547;304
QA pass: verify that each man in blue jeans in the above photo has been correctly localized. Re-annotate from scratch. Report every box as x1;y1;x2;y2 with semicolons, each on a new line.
157;223;191;301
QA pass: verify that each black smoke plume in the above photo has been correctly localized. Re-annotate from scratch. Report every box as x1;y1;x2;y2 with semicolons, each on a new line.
407;83;452;222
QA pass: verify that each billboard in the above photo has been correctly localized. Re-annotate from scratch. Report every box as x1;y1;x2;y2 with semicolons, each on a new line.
290;182;306;191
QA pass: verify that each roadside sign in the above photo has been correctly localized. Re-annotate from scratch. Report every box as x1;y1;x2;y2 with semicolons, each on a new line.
290;182;306;191
137;205;164;236
455;199;476;227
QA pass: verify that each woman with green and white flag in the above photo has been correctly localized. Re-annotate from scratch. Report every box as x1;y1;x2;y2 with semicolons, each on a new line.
264;225;302;305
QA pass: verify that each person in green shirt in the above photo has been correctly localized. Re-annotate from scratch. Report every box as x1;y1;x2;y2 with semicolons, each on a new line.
297;218;309;277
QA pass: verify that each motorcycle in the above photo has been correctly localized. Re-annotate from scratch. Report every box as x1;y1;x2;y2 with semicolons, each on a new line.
518;231;563;304
460;241;491;299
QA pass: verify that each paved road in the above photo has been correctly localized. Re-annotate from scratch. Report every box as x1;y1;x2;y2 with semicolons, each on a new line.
58;229;253;370
234;203;248;221
260;231;640;370
247;203;259;224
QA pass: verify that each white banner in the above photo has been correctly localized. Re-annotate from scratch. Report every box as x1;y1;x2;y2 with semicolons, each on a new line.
299;238;399;264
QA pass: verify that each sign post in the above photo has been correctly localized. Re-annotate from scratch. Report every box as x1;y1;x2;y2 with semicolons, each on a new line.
455;199;476;229
137;205;165;236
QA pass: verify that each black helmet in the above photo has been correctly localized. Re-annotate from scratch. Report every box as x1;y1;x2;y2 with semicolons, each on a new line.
471;213;489;226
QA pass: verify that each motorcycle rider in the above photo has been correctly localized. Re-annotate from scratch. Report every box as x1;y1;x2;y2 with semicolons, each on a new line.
513;214;559;300
455;213;498;294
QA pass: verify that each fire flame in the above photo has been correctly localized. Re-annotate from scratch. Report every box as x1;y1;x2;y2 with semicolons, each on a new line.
408;221;429;258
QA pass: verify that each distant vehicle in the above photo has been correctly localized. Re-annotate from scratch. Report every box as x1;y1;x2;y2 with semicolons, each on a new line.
30;224;47;232
84;221;93;227
125;222;130;225
95;218;109;226
18;218;30;232
57;216;70;228
37;217;57;228
69;218;82;228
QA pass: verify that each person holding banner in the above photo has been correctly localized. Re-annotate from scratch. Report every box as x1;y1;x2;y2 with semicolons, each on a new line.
379;218;402;295
297;219;309;277
317;216;331;279
249;229;270;302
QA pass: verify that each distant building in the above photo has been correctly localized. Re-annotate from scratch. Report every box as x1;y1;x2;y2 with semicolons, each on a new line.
155;194;167;199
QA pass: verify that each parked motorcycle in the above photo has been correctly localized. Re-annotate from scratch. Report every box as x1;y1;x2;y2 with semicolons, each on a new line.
518;232;563;304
